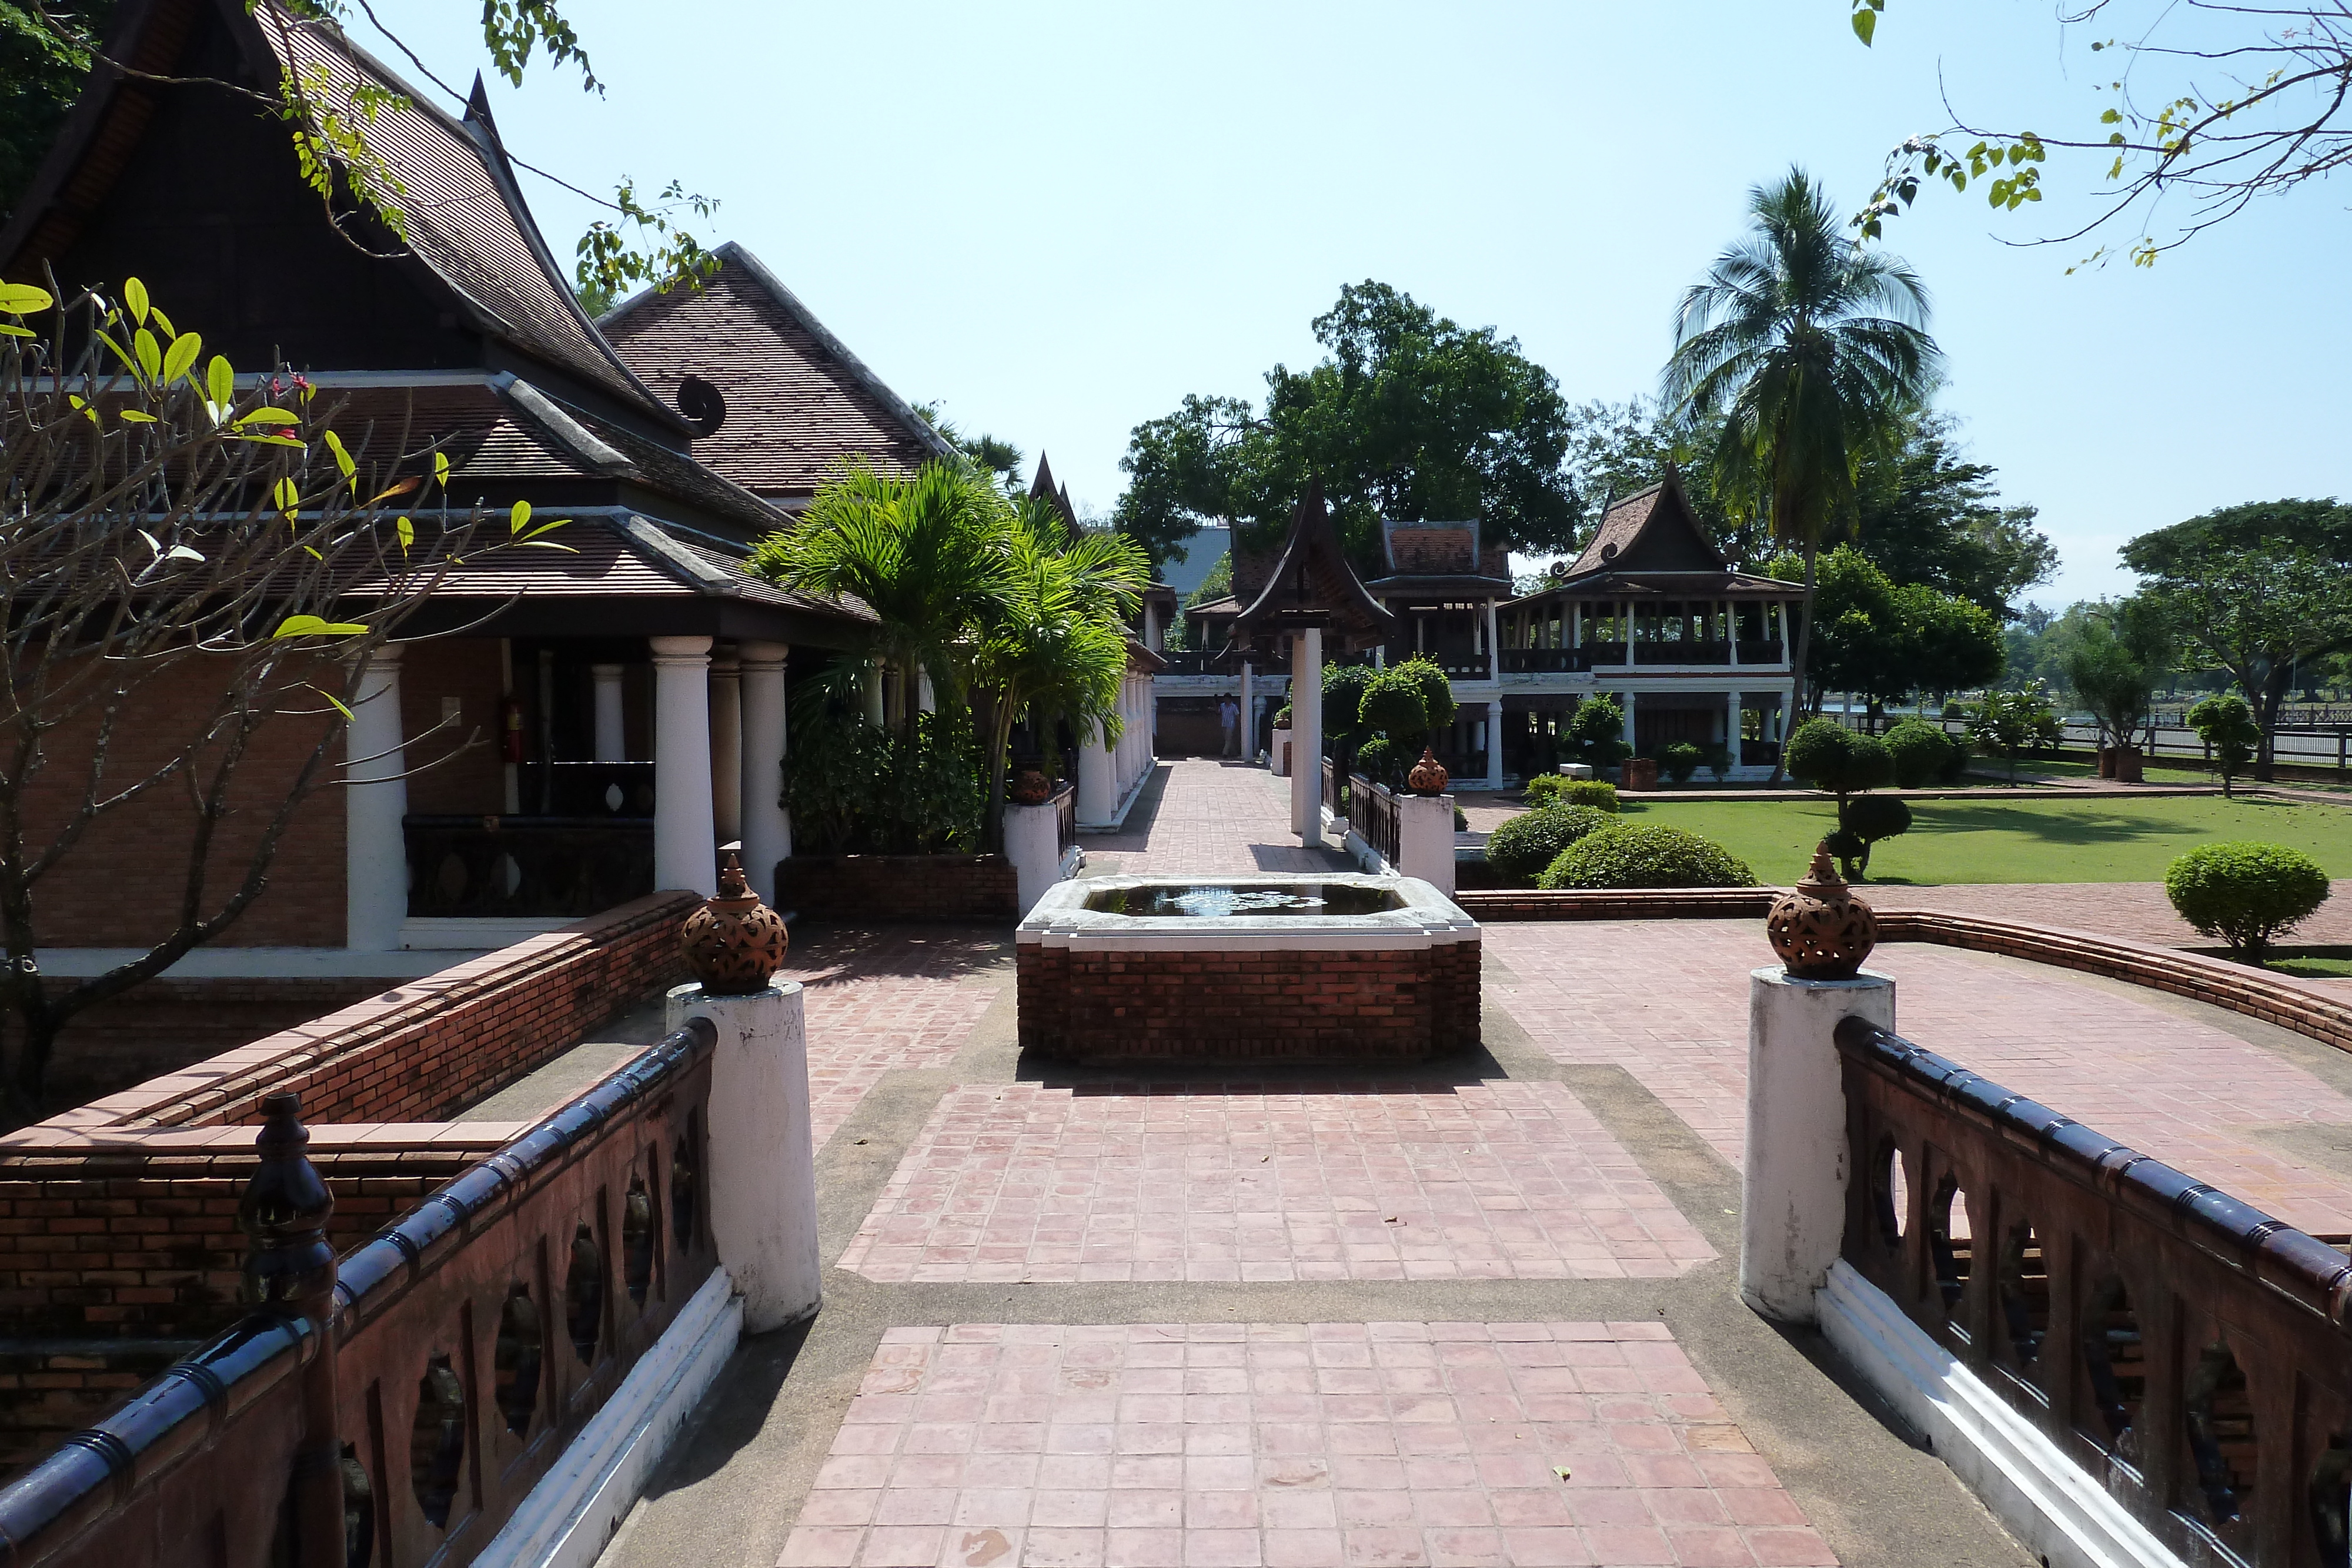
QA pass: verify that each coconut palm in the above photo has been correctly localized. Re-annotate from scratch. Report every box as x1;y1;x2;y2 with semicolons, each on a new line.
968;496;1150;841
1661;168;1941;779
747;460;1012;736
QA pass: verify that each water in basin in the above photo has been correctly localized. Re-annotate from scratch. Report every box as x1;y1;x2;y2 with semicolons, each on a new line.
1081;883;1404;918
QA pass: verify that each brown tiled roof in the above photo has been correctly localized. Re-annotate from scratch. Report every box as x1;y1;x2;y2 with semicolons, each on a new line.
1566;469;1725;576
1507;569;1800;606
599;245;949;500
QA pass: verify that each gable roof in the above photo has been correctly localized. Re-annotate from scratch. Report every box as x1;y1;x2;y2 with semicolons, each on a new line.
1565;468;1726;576
1;0;684;429
1230;484;1395;654
598;242;950;500
1029;451;1079;527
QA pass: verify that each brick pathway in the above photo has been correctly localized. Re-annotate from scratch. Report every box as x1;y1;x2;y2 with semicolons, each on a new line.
1085;761;1351;876
782;1322;1833;1568
1488;921;2352;1233
836;1083;1715;1284
781;927;1007;1151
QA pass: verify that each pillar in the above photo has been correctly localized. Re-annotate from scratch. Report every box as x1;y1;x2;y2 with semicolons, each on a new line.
1240;662;1256;758
917;666;936;715
1290;627;1324;845
861;660;884;727
345;644;407;952
1077;718;1115;827
1004;794;1064;917
1728;690;1744;771
1485;700;1504;790
709;649;742;844
650;635;718;897
592;662;626;764
738;641;791;907
1396;793;1455;894
666;981;818;1330
1621;688;1638;761
1484;599;1501;680
1741;968;1896;1324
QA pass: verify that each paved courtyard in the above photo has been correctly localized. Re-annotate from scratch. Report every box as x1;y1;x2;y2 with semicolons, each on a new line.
606;760;2352;1568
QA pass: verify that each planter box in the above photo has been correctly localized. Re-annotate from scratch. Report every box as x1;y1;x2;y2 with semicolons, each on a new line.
1622;757;1661;791
777;853;1018;923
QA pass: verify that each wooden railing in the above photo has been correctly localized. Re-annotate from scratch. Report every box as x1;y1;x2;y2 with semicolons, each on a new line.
406;816;656;919
519;760;657;817
1052;782;1077;858
1352;774;1401;869
1835;1016;2352;1567
0;1019;721;1568
1321;758;1339;818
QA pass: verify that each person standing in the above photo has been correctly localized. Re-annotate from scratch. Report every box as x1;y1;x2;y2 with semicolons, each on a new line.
1219;696;1240;757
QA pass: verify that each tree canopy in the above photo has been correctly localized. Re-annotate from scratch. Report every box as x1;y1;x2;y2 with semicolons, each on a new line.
1850;414;2056;617
1779;545;2006;706
1112;282;1579;572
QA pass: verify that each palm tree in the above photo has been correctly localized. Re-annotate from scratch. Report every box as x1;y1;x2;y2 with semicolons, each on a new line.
1661;168;1941;780
968;496;1150;840
747;460;1012;737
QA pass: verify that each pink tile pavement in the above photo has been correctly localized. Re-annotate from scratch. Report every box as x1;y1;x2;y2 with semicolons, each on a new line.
1083;760;1350;876
780;1322;1836;1568
1487;921;2352;1234
781;927;1005;1152
836;1084;1715;1283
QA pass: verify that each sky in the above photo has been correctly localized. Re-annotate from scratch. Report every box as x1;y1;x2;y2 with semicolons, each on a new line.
358;1;2349;610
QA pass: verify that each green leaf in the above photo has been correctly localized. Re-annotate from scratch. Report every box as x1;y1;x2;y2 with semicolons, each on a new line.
122;276;148;326
239;432;306;449
433;450;450;489
206;355;235;405
312;686;355;722
0;281;53;315
395;516;414;553
273;477;302;514
148;305;175;340
119;409;157;423
133;327;161;383
509;499;531;535
516;539;580;553
272;614;370;639
0;323;32;339
323;429;356;479
1851;8;1875;45
161;330;201;388
235;407;300;426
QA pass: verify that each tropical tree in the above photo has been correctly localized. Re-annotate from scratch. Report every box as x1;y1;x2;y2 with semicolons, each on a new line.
1661;169;1942;780
2059;597;2173;754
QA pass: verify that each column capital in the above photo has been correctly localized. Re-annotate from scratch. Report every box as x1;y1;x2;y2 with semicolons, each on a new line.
737;639;790;668
649;634;713;665
710;652;742;677
591;661;624;678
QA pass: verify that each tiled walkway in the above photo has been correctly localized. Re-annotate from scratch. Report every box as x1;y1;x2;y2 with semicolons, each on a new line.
784;1323;1833;1568
782;927;1008;1151
836;1084;1715;1284
1083;761;1350;876
1487;921;2352;1233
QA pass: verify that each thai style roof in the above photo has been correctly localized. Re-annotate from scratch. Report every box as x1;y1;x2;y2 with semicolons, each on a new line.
1512;466;1802;604
1028;452;1080;528
1363;519;1513;594
1228;484;1395;656
599;243;952;503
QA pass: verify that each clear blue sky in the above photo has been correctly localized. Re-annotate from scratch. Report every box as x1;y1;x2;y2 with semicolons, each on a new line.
363;1;2348;609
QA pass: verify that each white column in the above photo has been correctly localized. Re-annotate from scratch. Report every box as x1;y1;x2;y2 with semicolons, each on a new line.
861;660;884;727
1571;602;1582;650
592;662;627;763
917;666;936;715
1742;968;1896;1325
666;981;818;1330
709;650;742;844
1077;719;1115;826
1485;700;1504;790
1484;599;1501;680
1728;691;1744;770
1621;688;1637;761
1004;795;1064;916
1240;663;1256;758
738;640;791;907
1291;627;1324;844
650;635;718;897
1623;601;1636;668
345;644;408;952
498;638;521;815
1729;602;1743;666
1396;792;1455;894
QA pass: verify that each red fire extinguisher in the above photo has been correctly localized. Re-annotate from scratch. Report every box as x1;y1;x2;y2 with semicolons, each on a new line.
501;696;526;763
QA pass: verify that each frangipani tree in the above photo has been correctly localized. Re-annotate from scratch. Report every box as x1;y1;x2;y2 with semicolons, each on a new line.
0;275;553;1123
1662;169;1942;779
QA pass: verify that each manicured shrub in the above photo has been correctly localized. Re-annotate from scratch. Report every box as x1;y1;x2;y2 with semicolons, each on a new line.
1522;774;1568;808
1701;741;1731;781
1883;719;1952;790
2164;841;2332;965
1537;824;1758;890
1835;794;1913;880
1936;730;1972;784
1358;670;1429;741
1565;779;1620;813
1568;693;1630;768
1485;805;1613;887
1784;718;1893;822
1659;741;1703;784
1391;656;1459;733
2186;693;2261;795
1354;736;1405;789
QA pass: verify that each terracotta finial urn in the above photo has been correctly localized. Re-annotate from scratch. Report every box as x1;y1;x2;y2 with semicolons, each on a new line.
680;848;789;995
1765;841;1878;980
1406;748;1449;796
1010;766;1052;806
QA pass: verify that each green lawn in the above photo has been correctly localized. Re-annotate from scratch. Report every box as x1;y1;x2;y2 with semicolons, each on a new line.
2271;956;2352;978
1987;756;2217;787
1619;794;2352;884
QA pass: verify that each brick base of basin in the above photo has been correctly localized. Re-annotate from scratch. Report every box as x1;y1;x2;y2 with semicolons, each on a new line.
1014;874;1481;1065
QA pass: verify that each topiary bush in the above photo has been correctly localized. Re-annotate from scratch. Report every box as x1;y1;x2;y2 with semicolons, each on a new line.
1355;736;1406;789
1660;741;1703;784
1484;805;1613;887
1536;824;1758;890
1565;779;1619;813
1358;668;1429;742
2164;841;2333;965
1785;718;1893;824
1883;719;1951;790
1836;794;1913;880
1522;774;1568;808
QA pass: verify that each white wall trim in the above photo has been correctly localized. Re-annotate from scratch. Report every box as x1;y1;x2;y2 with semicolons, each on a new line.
1818;1261;2187;1568
399;916;570;951
473;1266;744;1568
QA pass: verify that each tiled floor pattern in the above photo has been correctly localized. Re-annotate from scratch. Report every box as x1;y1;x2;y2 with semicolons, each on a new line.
1487;921;2352;1233
781;927;1007;1151
781;1322;1836;1568
835;1083;1715;1283
1083;760;1351;876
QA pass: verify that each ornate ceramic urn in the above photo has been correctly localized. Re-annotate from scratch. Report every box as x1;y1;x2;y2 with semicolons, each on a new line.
1765;841;1878;981
1406;748;1449;797
1010;767;1052;806
680;848;789;995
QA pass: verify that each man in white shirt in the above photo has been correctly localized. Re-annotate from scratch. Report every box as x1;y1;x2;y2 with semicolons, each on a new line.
1219;697;1240;757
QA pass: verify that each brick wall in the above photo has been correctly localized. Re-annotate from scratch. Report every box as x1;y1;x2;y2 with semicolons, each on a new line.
1455;888;1775;921
1017;937;1480;1064
781;854;1018;924
41;977;387;1114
